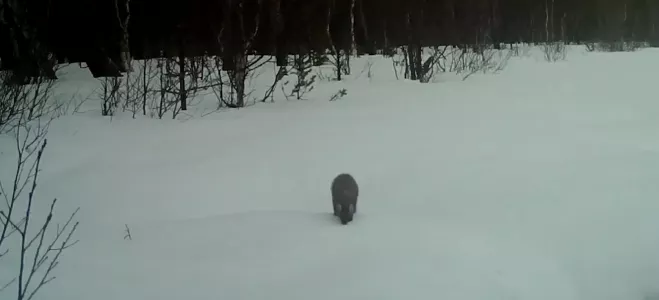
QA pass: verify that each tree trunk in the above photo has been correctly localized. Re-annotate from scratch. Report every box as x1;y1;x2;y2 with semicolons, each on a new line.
234;52;247;107
178;44;187;111
349;0;356;55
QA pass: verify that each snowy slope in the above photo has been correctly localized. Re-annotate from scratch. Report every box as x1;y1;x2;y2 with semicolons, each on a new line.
3;46;659;300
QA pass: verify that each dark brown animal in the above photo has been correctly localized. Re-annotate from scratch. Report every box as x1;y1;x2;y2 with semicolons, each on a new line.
331;173;359;225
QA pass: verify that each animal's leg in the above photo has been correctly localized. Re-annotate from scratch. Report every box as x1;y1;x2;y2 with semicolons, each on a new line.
332;199;340;216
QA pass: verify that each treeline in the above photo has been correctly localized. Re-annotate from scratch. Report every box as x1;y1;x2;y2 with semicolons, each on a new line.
1;0;658;82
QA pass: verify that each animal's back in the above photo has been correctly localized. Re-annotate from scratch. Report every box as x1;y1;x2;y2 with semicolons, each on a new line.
331;173;359;199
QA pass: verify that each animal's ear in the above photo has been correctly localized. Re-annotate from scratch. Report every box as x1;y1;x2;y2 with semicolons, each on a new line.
349;204;355;214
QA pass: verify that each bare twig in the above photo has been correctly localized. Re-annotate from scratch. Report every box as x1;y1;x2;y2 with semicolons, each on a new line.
124;224;132;240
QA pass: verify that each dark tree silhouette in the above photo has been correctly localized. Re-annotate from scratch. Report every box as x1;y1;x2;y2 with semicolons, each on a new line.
0;0;655;83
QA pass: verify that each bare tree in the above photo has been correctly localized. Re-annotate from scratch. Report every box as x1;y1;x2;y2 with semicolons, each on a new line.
404;6;424;82
137;59;158;116
111;0;134;117
0;117;80;300
392;45;442;83
0;71;60;134
283;53;317;100
329;48;350;81
118;64;142;118
393;43;510;82
456;45;511;81
216;0;264;107
260;65;288;103
114;59;159;118
155;54;212;118
208;53;270;109
115;0;132;72
98;77;122;116
206;57;231;110
349;0;357;56
325;2;348;81
152;57;178;119
542;0;567;62
418;46;449;83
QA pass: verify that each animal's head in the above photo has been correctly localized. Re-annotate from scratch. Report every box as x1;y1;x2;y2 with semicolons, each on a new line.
336;203;355;225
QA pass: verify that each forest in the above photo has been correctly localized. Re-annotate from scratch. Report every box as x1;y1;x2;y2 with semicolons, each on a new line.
1;0;657;81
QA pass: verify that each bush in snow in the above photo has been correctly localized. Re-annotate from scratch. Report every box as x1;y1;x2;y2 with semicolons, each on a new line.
0;71;60;134
585;40;646;52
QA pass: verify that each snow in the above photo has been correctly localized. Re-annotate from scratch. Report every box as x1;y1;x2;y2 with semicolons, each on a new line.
3;45;659;300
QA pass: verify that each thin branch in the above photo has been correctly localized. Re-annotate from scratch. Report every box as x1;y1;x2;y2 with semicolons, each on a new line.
1;211;24;235
27;217;79;300
0;277;16;292
18;139;47;300
22;199;55;294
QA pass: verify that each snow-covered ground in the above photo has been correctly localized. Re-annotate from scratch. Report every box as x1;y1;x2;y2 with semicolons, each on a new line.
3;45;659;300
